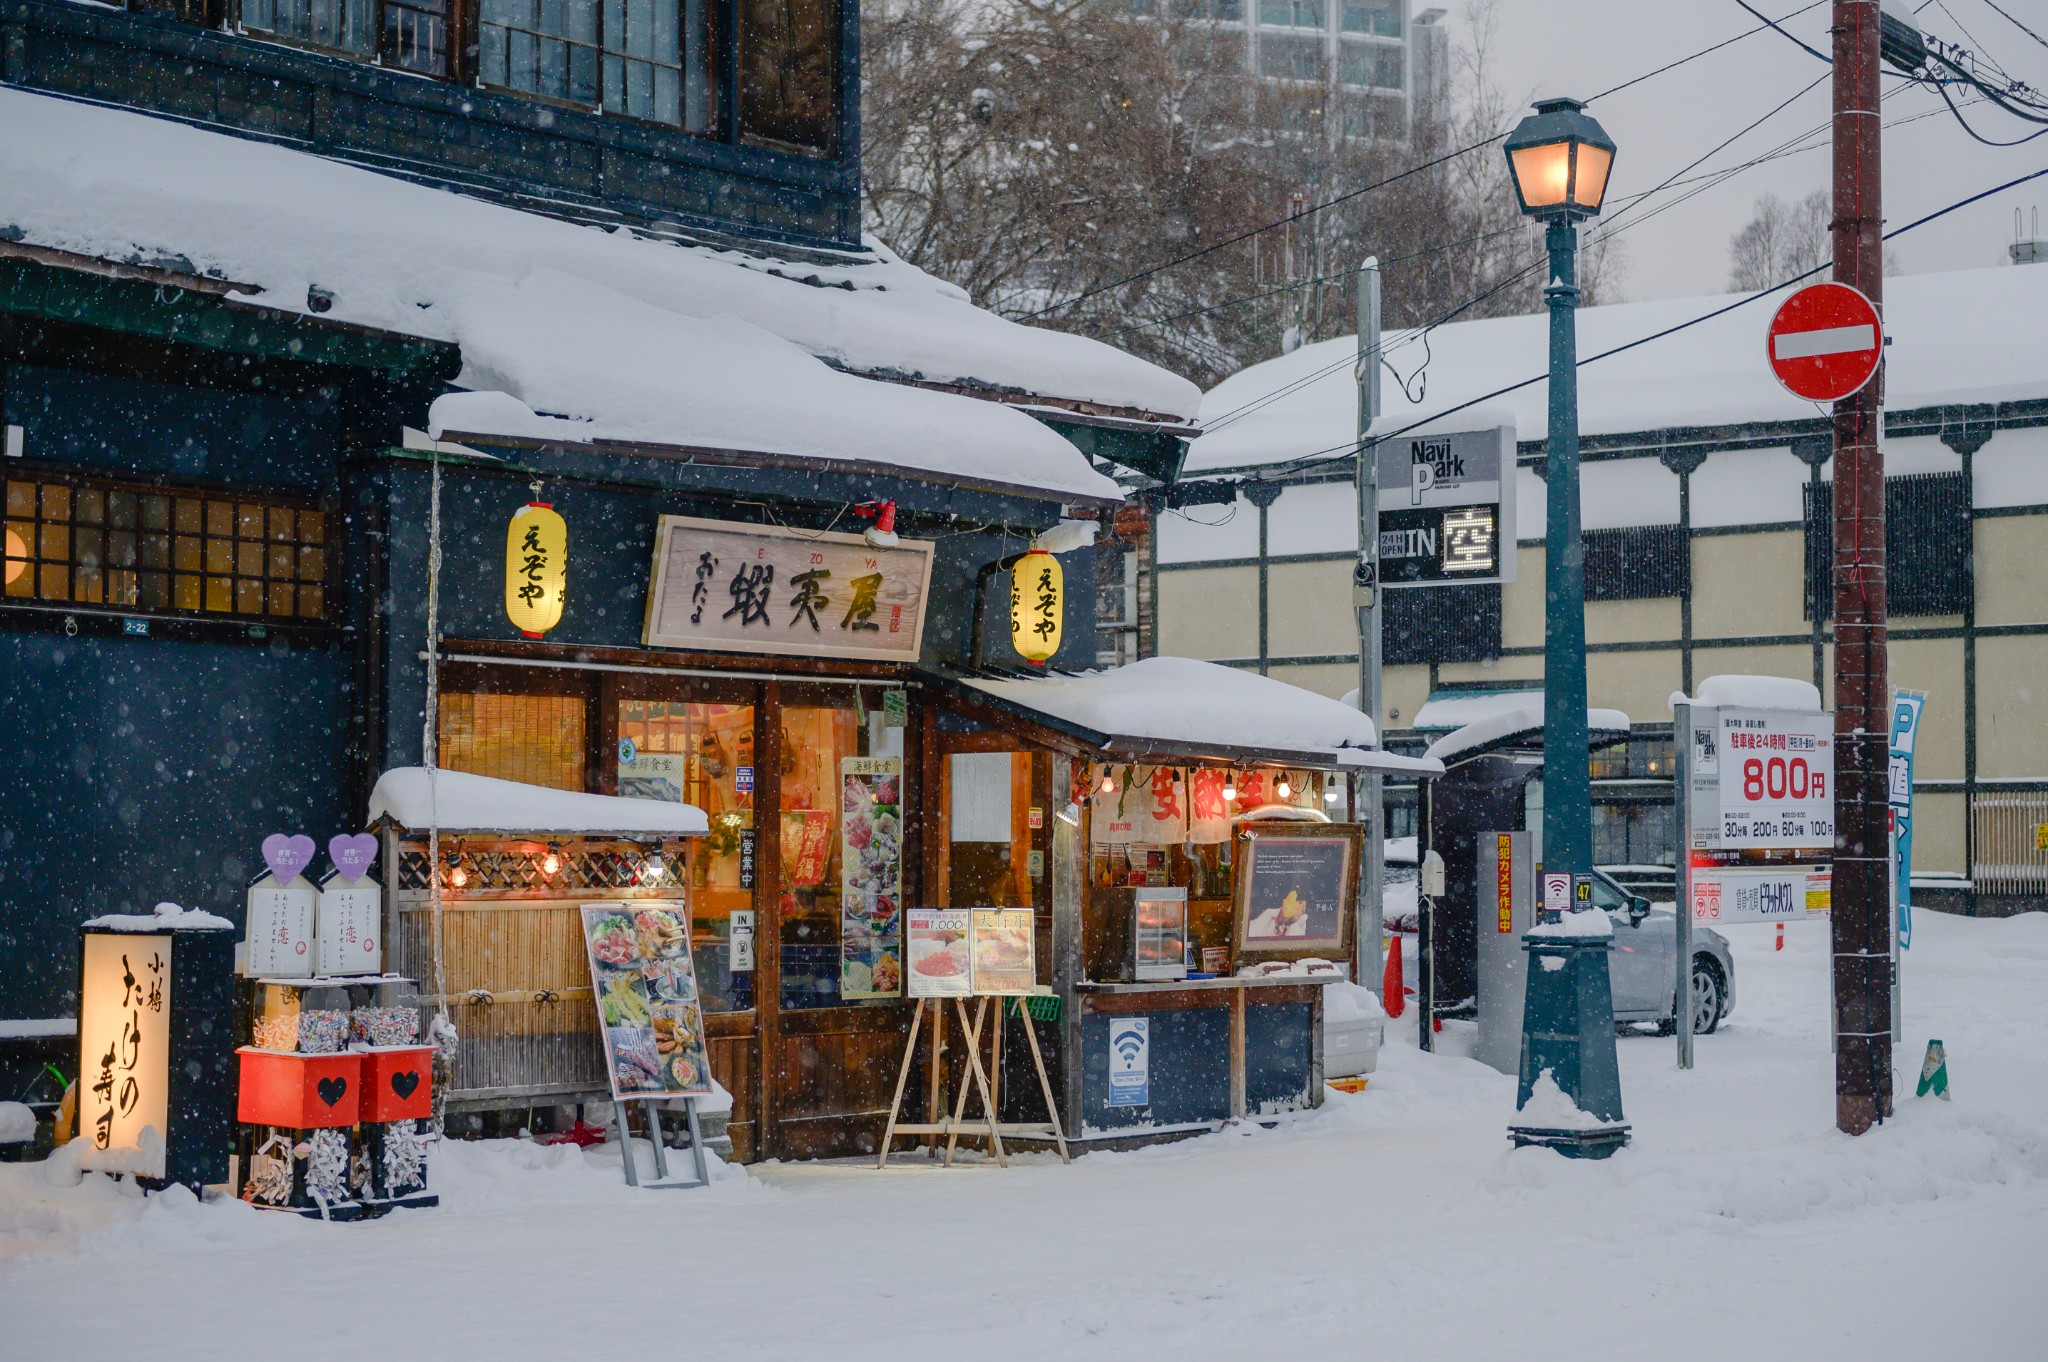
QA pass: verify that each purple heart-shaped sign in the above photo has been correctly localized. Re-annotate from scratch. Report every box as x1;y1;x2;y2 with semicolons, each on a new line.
329;833;380;885
261;833;317;884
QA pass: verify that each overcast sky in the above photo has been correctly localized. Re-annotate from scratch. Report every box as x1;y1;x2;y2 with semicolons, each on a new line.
1451;0;2048;302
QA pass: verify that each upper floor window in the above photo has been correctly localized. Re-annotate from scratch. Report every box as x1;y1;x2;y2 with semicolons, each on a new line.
1339;1;1399;37
1259;0;1323;30
478;0;719;133
1338;38;1401;89
241;0;450;77
4;471;331;625
1170;0;1243;18
1258;33;1324;81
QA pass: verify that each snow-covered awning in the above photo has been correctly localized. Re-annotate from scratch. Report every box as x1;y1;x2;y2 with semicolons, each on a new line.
0;87;1199;503
1424;698;1633;766
368;769;707;836
958;657;1443;777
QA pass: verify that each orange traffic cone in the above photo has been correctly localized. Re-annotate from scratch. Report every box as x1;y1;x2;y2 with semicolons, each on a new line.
1775;923;1785;952
1382;938;1406;1018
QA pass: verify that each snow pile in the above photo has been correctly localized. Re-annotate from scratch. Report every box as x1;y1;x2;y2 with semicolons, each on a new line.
1514;1070;1608;1131
0;1020;73;1040
367;768;708;835
0;87;1197;501
1383;834;1418;865
82;903;235;933
1527;908;1615;939
1673;674;1826;714
1424;701;1633;764
0;1103;34;1145
1191;263;2048;473
1322;980;1386;1024
964;657;1444;776
1410;687;1544;732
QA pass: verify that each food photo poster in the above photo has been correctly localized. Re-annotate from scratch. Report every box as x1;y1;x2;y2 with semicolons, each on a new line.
581;904;714;1098
969;907;1036;995
906;908;972;998
840;757;904;1000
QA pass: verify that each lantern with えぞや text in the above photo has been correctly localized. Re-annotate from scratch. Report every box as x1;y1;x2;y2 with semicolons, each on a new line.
506;502;567;638
1008;549;1062;665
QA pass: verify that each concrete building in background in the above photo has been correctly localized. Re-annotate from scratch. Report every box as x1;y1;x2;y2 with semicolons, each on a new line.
1152;262;2048;913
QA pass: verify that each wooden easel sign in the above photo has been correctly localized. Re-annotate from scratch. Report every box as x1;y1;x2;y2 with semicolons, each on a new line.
579;903;714;1189
876;908;1069;1169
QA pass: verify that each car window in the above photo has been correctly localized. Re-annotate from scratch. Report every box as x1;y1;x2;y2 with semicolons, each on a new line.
1589;876;1629;911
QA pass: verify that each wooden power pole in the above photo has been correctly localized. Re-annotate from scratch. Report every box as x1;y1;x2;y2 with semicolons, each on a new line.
1830;0;1894;1134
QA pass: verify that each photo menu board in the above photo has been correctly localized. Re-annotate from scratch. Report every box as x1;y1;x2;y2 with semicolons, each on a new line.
581;904;713;1099
906;908;971;998
840;757;904;1000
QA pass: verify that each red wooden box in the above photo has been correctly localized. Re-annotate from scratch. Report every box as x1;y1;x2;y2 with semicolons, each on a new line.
359;1046;434;1123
237;1048;362;1129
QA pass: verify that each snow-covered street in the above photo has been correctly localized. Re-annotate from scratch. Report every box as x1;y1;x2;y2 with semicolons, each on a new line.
6;911;2044;1362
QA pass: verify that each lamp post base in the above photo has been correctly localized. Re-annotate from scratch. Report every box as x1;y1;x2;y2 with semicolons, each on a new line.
1508;1122;1631;1160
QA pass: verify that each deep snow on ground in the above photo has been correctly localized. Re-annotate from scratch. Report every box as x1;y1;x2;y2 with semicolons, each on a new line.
4;913;2045;1362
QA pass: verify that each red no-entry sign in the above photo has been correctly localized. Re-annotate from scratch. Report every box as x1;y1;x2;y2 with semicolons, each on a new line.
1766;282;1883;402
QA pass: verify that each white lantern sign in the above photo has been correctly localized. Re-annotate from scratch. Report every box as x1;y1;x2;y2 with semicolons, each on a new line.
78;933;172;1177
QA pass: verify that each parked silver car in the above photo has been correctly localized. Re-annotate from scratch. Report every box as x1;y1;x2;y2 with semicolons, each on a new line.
1586;869;1737;1034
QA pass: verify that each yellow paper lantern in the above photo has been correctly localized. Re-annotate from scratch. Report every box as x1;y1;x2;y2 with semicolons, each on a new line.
506;502;567;639
1009;548;1063;665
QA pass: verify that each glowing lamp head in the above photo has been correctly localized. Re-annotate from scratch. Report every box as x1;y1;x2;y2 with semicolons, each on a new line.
1324;784;1343;805
1504;97;1616;219
1222;779;1238;802
541;846;562;876
505;502;568;639
1276;777;1292;800
1099;769;1117;794
449;864;469;889
643;849;667;881
1008;548;1064;666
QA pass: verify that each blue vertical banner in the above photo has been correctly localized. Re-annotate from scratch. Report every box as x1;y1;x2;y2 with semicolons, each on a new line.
1888;691;1927;949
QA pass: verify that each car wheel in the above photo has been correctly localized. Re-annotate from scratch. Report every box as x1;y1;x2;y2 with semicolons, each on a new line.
1690;957;1725;1035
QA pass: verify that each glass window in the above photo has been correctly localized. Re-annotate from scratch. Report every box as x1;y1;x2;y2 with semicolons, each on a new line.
739;0;840;152
1258;32;1324;81
383;0;452;76
1339;1;1399;36
1339;39;1403;88
3;473;327;624
480;0;718;130
1171;0;1243;17
779;704;905;1008
1260;0;1323;28
242;0;377;59
619;697;756;1012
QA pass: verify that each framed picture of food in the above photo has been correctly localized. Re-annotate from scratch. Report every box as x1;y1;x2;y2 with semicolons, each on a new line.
969;907;1037;995
906;908;972;998
1230;824;1361;964
580;902;715;1099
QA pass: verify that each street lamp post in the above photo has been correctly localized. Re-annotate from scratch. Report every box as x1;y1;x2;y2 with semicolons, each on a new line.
1502;97;1630;1159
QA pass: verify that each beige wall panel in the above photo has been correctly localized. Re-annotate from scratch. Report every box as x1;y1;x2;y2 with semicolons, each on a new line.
1587;650;1682;726
1267;560;1360;659
1908;791;1965;876
1383;664;1432;732
1268;662;1361;701
1692;531;1806;639
1974;515;2048;627
1585;597;1682;646
1157;566;1258;661
1689;643;1815;695
1503;545;1545;651
1438;655;1544;686
1885;637;1964;782
1976;635;2048;779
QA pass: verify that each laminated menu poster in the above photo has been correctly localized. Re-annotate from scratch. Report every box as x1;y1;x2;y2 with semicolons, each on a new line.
906;908;972;998
841;757;905;1000
580;903;714;1098
969;907;1037;995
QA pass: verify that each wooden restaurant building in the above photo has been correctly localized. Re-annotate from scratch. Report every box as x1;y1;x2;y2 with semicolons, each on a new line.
0;2;1432;1162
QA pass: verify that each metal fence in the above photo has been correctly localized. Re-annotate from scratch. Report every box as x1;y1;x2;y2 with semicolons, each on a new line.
1970;791;2048;897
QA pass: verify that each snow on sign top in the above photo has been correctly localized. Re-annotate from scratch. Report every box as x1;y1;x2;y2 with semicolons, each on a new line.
368;769;708;836
0;88;1199;502
1766;283;1882;403
1672;675;1824;715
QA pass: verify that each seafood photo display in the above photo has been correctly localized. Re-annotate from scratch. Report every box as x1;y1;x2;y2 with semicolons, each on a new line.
840;758;904;999
581;904;714;1098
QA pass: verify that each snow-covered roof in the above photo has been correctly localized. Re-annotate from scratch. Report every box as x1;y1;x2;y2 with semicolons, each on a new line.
1190;264;2048;473
1672;674;1824;714
0;87;1200;502
1424;701;1633;765
1409;688;1548;733
368;769;708;835
961;657;1442;776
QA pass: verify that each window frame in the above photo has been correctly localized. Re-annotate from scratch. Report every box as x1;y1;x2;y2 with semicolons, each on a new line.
2;465;337;632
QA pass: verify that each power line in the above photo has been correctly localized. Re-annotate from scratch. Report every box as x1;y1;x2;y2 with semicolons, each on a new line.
1234;161;2048;483
1017;1;1832;322
1978;0;2048;53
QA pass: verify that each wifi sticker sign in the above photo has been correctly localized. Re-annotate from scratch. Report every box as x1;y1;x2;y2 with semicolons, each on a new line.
1108;1018;1150;1108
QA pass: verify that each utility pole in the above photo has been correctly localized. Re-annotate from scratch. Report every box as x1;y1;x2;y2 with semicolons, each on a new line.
1831;0;1894;1135
1354;259;1384;992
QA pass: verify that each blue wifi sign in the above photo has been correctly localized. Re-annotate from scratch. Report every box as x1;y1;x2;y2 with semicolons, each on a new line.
1108;1018;1150;1108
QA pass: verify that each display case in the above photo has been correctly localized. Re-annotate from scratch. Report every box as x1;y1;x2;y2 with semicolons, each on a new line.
1086;887;1189;983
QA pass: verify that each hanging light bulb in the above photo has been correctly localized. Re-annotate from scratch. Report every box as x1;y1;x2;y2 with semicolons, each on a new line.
1222;778;1237;802
450;863;469;889
643;847;667;880
1276;775;1293;800
541;844;562;877
1099;769;1116;794
1323;782;1343;805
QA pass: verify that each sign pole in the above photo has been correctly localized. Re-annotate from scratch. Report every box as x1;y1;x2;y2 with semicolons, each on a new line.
1675;700;1696;1069
1830;0;1893;1135
1355;258;1385;992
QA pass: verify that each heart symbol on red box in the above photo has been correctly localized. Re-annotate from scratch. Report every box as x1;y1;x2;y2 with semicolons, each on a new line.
262;833;317;883
390;1071;420;1100
316;1076;349;1108
328;833;380;885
